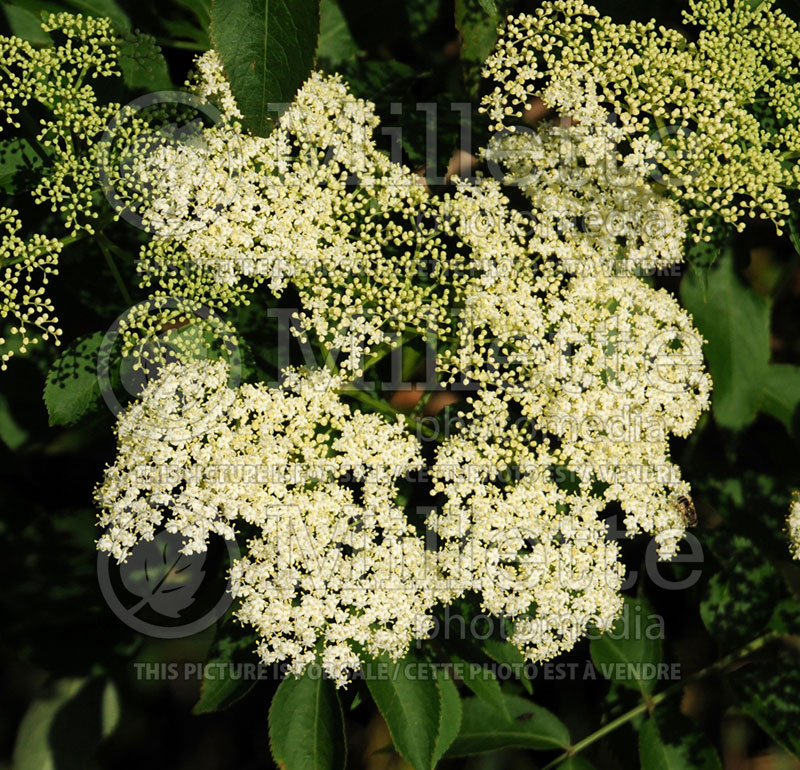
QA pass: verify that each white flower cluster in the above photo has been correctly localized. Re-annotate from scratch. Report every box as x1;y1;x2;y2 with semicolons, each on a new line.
789;494;800;560
430;391;626;661
97;43;714;679
437;174;710;558
97;359;440;684
131;53;464;371
540;275;709;556
483;90;688;273
481;0;800;235
427;246;709;662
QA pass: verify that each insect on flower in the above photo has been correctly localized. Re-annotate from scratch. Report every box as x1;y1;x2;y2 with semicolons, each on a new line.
675;495;697;527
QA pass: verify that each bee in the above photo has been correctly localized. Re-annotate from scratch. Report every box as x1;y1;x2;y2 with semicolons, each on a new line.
675;495;697;527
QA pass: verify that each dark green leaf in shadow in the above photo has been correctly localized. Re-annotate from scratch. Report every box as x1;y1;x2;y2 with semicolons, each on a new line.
269;669;346;770
210;0;321;136
446;694;569;757
590;597;663;695
639;711;722;770
729;653;800;759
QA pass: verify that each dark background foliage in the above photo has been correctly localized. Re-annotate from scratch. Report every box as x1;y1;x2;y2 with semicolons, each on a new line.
1;0;800;768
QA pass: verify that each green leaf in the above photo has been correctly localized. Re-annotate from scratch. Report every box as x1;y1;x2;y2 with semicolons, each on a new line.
404;0;440;36
452;657;510;718
446;694;570;757
12;677;120;770
767;598;800;636
680;249;771;430
482;638;524;666
159;0;210;48
685;217;729;284
482;638;532;694
639;714;722;770
730;653;800;758
699;535;781;650
117;32;172;91
193;616;259;714
760;364;800;434
455;0;502;97
334;56;416;102
696;473;792;558
174;0;211;28
0;136;45;195
317;0;358;68
269;670;347;770
364;653;441;770
2;3;52;44
63;0;129;28
0;391;28;450
590;597;662;694
432;672;462;766
210;0;321;136
43;333;105;427
161;17;210;48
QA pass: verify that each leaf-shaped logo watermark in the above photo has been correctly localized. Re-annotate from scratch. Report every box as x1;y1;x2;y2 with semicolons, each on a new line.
119;531;206;618
97;529;240;639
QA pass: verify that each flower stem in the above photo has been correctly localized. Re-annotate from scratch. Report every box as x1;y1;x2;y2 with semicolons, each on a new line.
410;388;436;416
96;232;134;306
539;631;781;770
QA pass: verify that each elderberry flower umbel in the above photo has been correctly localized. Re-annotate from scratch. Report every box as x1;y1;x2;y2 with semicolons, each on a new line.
481;0;800;236
96;359;442;685
0;208;62;369
95;36;716;683
0;14;157;366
